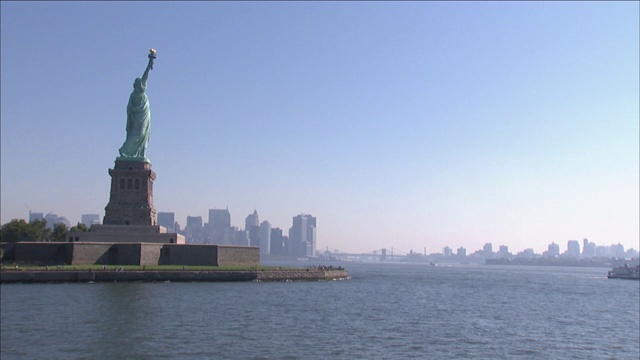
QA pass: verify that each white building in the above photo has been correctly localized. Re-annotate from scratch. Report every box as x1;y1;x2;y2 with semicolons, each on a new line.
259;221;271;256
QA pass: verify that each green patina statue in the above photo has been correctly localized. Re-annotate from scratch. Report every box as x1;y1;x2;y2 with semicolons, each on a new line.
118;49;157;162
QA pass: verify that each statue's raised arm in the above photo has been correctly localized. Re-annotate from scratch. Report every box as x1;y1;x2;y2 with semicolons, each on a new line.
118;49;157;163
141;49;156;83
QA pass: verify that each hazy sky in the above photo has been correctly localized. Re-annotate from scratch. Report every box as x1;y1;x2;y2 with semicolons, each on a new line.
1;2;638;255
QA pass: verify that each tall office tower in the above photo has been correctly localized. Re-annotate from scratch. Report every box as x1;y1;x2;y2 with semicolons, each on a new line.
248;226;260;247
29;212;44;223
230;227;249;246
281;235;289;255
270;228;285;256
457;247;467;258
546;242;560;257
245;210;259;231
288;214;316;258
566;240;581;257
208;208;231;245
611;243;625;258
157;212;175;232
595;245;610;257
57;216;71;228
582;241;596;258
520;248;535;258
483;243;493;258
185;216;204;244
259;221;271;256
443;246;452;257
186;216;202;228
498;245;510;258
44;212;60;229
81;214;101;228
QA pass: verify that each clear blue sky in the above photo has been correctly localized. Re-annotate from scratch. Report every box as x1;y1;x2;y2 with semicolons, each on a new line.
2;2;638;254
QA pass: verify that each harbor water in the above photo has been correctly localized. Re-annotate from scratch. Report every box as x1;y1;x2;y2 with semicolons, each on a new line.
1;262;638;359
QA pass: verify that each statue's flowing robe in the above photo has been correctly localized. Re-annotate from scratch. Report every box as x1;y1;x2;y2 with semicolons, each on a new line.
118;80;151;159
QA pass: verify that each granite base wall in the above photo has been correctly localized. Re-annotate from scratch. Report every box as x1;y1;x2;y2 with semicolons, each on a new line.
3;242;258;267
12;243;73;265
139;244;164;266
70;243;114;265
68;226;185;244
218;246;260;266
160;245;219;266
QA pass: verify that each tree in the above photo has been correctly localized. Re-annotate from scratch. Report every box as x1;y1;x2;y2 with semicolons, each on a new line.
28;219;51;242
70;222;89;232
0;219;51;242
0;219;30;242
50;223;69;242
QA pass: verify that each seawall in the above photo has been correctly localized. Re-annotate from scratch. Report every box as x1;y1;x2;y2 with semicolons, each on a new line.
0;269;348;283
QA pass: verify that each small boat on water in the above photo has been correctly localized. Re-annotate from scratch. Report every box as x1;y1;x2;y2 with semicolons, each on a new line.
607;264;640;280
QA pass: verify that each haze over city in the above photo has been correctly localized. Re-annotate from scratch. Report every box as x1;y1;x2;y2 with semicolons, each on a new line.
1;2;638;255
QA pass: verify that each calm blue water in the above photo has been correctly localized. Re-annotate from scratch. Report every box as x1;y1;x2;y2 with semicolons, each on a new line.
1;263;638;359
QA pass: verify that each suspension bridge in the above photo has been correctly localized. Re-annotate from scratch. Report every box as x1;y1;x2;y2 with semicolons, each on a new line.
320;247;426;262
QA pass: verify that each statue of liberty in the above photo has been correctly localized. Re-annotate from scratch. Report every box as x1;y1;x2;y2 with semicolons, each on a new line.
118;49;156;162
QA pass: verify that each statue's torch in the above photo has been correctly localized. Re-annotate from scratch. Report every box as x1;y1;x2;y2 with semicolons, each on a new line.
148;48;157;69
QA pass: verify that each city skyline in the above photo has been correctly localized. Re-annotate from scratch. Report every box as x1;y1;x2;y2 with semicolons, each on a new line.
1;2;638;255
14;208;637;258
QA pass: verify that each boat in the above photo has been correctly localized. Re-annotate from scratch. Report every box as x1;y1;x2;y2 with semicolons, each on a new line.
607;264;640;280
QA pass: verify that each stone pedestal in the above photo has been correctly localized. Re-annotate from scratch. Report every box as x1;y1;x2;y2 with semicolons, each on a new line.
66;159;185;245
67;225;185;244
103;160;157;226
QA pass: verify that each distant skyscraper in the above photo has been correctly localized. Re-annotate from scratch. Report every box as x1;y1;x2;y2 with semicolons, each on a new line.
230;227;249;246
611;243;625;258
248;226;260;247
288;214;316;258
39;212;70;229
443;246;452;257
595;245;610;257
483;243;493;258
44;212;59;229
566;240;580;257
270;228;286;256
208;208;231;244
545;242;560;257
456;247;466;258
498;245;510;258
81;214;100;228
185;216;203;244
29;212;44;223
157;212;175;232
520;248;535;258
57;216;71;228
259;221;271;256
186;216;202;228
625;248;638;259
245;210;259;231
582;239;596;258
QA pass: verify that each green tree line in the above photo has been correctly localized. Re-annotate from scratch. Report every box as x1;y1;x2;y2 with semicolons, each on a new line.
0;219;88;243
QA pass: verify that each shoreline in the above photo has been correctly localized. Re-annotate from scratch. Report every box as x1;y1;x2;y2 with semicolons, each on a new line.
0;268;349;283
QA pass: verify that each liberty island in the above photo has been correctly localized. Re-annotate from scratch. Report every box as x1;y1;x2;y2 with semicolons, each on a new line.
0;49;347;281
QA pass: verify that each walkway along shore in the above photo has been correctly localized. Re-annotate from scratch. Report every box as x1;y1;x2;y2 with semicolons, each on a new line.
0;269;349;283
